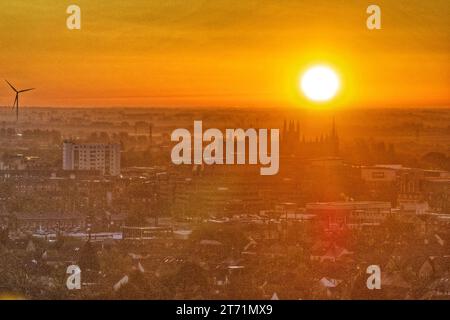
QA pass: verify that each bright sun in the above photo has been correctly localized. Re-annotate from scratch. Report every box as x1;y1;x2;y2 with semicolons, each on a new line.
300;65;340;102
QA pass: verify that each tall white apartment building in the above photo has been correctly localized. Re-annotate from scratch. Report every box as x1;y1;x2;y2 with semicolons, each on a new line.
63;141;121;176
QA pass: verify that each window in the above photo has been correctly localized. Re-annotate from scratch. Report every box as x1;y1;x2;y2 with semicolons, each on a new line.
372;171;385;179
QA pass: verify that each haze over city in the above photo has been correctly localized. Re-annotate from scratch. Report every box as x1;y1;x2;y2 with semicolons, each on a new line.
0;0;448;303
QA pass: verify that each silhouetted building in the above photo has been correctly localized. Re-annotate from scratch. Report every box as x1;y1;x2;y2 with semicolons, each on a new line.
281;118;339;158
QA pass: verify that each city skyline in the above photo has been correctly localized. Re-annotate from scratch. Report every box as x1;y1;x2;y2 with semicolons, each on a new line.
0;0;449;303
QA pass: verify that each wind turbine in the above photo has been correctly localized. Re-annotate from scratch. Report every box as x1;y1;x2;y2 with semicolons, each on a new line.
5;80;35;121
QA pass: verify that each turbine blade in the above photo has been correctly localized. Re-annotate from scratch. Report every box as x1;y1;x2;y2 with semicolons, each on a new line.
11;95;18;110
5;80;18;92
19;88;35;93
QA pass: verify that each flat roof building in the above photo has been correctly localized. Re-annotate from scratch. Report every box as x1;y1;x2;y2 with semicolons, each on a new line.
306;201;392;230
63;141;121;176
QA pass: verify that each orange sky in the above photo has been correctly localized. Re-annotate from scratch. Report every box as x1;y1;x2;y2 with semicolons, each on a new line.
0;0;449;108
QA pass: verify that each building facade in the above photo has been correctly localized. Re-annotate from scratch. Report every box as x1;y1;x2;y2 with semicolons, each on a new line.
63;141;121;176
305;201;392;230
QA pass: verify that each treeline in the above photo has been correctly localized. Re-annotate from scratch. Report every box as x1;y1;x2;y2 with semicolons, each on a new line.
0;128;61;141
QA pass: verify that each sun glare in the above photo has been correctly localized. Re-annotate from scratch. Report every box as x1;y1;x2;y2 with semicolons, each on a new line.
300;66;340;102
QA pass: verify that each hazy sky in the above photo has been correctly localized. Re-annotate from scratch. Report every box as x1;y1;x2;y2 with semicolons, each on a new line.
0;0;448;108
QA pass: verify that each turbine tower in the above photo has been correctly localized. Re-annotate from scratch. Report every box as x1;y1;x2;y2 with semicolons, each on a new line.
5;80;35;121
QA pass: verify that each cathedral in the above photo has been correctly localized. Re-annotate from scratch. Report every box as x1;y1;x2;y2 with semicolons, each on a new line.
281;118;339;158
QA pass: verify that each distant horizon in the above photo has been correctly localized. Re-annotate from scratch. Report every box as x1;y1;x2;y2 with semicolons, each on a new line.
0;104;448;110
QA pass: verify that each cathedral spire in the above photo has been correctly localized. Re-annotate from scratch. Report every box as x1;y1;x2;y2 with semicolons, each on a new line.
331;116;337;137
331;116;339;156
